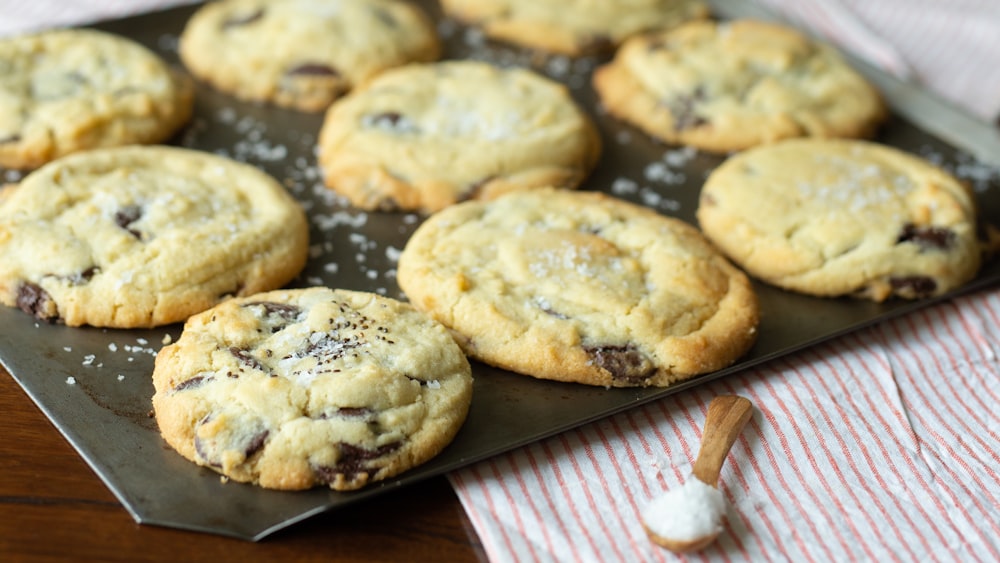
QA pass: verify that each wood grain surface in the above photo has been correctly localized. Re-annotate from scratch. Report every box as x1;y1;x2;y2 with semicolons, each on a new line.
0;366;487;562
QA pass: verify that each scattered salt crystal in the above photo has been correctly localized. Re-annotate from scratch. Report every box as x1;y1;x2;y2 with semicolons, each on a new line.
66;377;76;385
136;338;148;345
611;177;639;195
117;374;125;381
63;347;72;352
108;343;118;352
82;355;96;366
323;262;340;273
426;380;442;389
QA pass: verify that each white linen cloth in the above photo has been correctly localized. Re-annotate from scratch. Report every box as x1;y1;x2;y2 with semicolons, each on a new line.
3;1;998;561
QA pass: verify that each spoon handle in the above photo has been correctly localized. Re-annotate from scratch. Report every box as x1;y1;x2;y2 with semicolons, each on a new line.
691;395;754;486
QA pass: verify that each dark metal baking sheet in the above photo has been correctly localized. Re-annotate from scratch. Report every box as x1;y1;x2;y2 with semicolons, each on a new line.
2;0;999;542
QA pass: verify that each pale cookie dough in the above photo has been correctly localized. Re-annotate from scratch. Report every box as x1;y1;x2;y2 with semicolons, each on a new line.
696;138;982;301
179;0;441;112
0;28;194;170
152;287;473;491
317;60;602;213
0;146;309;328
440;0;709;56
397;188;760;388
592;19;887;153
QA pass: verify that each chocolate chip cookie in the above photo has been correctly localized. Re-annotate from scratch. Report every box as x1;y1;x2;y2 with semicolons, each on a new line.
592;19;887;153
440;0;709;56
397;188;759;388
0;28;194;170
317;60;602;213
179;0;441;112
152;287;473;491
0;146;309;327
696;138;981;301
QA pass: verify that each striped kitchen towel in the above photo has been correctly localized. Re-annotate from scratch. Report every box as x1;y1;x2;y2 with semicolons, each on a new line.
450;286;1000;562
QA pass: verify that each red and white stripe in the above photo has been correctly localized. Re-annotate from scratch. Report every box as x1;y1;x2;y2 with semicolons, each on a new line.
452;287;1000;562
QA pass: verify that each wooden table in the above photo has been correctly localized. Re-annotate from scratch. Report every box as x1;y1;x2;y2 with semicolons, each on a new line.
0;366;487;562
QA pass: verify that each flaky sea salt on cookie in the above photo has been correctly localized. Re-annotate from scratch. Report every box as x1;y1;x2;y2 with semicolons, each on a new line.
152;287;473;491
317;60;601;213
0;146;309;328
397;188;759;388
0;28;194;170
696;138;981;301
592;19;886;153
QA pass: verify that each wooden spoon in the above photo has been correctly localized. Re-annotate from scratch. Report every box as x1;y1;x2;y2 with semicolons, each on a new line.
642;395;754;553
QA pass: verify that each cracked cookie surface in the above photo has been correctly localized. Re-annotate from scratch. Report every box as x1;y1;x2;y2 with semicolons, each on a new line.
317;60;601;212
179;0;440;111
440;0;708;56
152;287;473;491
0;28;193;170
0;145;309;327
592;19;886;153
696;138;981;301
397;188;759;388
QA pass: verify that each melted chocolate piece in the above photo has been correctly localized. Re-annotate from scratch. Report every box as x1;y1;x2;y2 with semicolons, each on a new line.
172;375;209;392
666;87;709;131
585;345;655;382
890;276;937;298
243;301;302;320
314;441;402;483
286;63;340;77
230;347;267;373
221;7;265;29
114;205;143;239
896;224;955;251
16;282;58;322
244;430;269;458
579;34;615;55
335;407;374;418
59;266;99;286
458;175;496;203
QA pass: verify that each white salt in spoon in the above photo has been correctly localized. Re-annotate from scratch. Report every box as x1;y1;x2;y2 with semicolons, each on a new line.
642;395;754;553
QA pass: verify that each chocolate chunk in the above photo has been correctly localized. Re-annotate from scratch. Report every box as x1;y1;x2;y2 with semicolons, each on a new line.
16;282;58;322
890;276;937;298
230;346;266;373
896;224;955;251
0;133;21;144
172;375;209;392
243;301;302;320
666;87;708;131
221;7;264;29
114;205;143;239
458;175;496;203
61;266;99;286
585;344;655;382
314;441;402;483
244;430;269;458
335;407;374;418
579;34;615;55
286;63;340;77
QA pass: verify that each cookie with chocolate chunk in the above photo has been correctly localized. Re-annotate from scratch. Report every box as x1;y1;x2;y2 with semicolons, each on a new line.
317;60;601;213
152;287;473;491
397;188;759;388
178;0;440;111
592;19;886;153
439;0;709;56
0;28;193;170
696;138;981;301
0;146;309;327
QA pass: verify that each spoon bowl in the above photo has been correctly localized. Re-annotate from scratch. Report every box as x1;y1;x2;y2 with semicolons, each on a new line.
643;394;754;553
